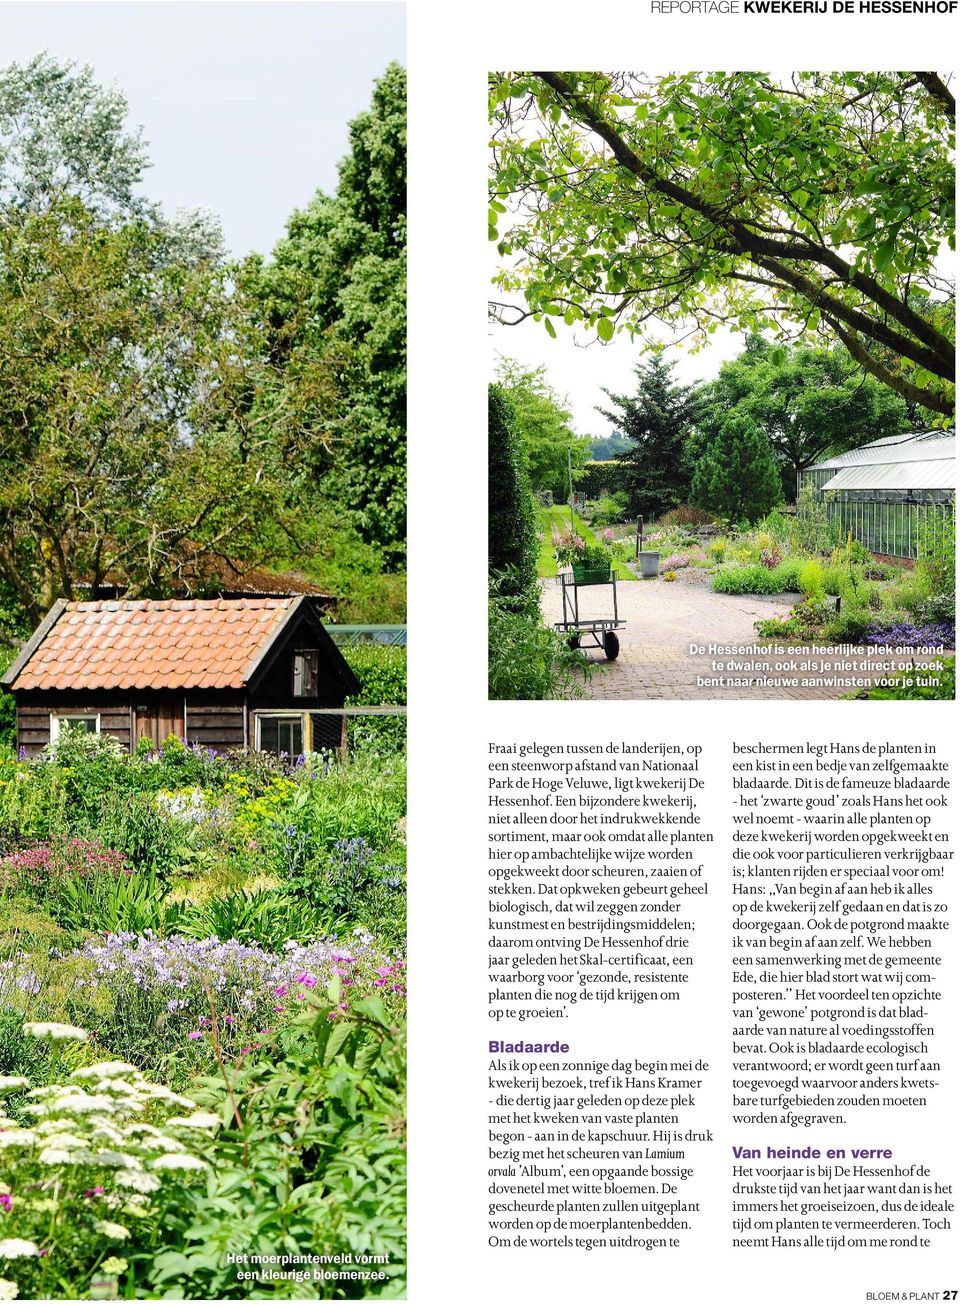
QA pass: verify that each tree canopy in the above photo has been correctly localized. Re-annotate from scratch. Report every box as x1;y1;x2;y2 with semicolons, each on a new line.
691;413;782;523
493;357;589;500
0;56;407;638
251;62;406;564
596;354;700;518
489;71;955;418
697;337;909;498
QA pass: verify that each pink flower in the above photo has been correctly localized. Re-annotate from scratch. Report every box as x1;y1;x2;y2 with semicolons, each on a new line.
273;984;288;998
188;1031;204;1040
295;973;318;988
0;1193;11;1212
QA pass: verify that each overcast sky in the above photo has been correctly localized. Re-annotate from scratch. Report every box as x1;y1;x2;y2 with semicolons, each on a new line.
0;1;405;257
489;315;745;443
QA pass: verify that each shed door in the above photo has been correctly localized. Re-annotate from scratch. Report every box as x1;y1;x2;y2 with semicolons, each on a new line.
134;696;184;749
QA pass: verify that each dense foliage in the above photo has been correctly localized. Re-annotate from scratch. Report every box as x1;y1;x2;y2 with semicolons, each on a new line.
691;414;783;523
0;734;407;1297
0;56;406;643
597;355;700;518
493;358;590;500
488;384;538;603
696;338;909;498
490;71;955;417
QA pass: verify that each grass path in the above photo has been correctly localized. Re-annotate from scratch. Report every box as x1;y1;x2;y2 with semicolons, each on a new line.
535;506;634;581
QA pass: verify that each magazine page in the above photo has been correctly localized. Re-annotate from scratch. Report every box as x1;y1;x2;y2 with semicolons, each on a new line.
0;3;408;1300
411;4;957;1305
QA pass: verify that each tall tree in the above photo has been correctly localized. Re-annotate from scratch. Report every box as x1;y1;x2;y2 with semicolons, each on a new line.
494;358;590;500
699;338;909;499
596;355;700;517
691;414;782;523
253;63;406;564
0;58;311;630
0;197;293;626
490;71;955;417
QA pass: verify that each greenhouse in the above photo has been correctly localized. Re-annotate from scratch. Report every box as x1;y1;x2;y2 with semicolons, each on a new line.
800;430;955;559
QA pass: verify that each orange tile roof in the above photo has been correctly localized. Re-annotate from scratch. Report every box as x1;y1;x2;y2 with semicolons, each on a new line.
12;598;299;692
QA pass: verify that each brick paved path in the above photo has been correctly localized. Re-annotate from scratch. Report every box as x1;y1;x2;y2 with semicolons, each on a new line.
541;576;918;700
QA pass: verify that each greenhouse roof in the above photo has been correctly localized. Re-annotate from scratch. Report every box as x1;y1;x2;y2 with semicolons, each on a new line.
821;459;955;492
813;430;955;471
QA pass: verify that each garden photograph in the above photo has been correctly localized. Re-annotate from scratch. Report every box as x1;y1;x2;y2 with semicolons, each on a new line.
0;4;406;1298
487;71;955;701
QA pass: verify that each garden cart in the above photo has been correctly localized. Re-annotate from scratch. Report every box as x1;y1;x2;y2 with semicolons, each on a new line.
555;570;625;660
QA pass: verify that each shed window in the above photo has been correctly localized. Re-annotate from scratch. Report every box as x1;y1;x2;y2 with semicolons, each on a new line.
256;713;304;758
50;714;100;743
292;650;319;697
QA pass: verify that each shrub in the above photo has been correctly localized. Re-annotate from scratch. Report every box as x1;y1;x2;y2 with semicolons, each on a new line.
860;656;955;701
344;646;406;754
912;593;956;626
754;614;803;638
148;1001;406;1299
824;607;872;643
756;509;790;543
712;561;803;595
791;480;837;554
489;384;538;600
489;599;589;700
915;504;955;598
797;558;826;601
658;505;714;528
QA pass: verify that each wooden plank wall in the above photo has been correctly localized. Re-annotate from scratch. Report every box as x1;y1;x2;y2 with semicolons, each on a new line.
17;704;132;756
183;704;245;752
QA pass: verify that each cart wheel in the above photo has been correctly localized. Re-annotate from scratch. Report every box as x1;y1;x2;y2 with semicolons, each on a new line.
603;631;620;660
567;635;581;650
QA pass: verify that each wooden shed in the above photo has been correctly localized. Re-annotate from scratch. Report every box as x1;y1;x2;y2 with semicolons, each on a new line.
0;596;360;757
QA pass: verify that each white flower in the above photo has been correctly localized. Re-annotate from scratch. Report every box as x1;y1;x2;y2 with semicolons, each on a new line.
167;1111;221;1130
92;1151;142;1170
0;1241;38;1260
99;1257;128;1276
22;1022;88;1042
0;1278;18;1299
151;1153;207;1171
0;1131;35;1149
71;1063;138;1081
43;1093;116;1115
0;1079;29;1096
94;1221;130;1242
114;1171;160;1193
38;1148;75;1165
147;1135;185;1153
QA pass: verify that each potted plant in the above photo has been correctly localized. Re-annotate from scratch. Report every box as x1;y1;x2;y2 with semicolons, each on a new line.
572;542;612;584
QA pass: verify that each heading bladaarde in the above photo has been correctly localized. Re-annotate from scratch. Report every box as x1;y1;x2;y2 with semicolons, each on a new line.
652;0;956;12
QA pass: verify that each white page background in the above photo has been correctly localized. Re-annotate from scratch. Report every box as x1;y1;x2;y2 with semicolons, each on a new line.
406;6;958;1301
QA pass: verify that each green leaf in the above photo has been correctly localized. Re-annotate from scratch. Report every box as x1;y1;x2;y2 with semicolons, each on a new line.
597;317;615;342
544;316;557;338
